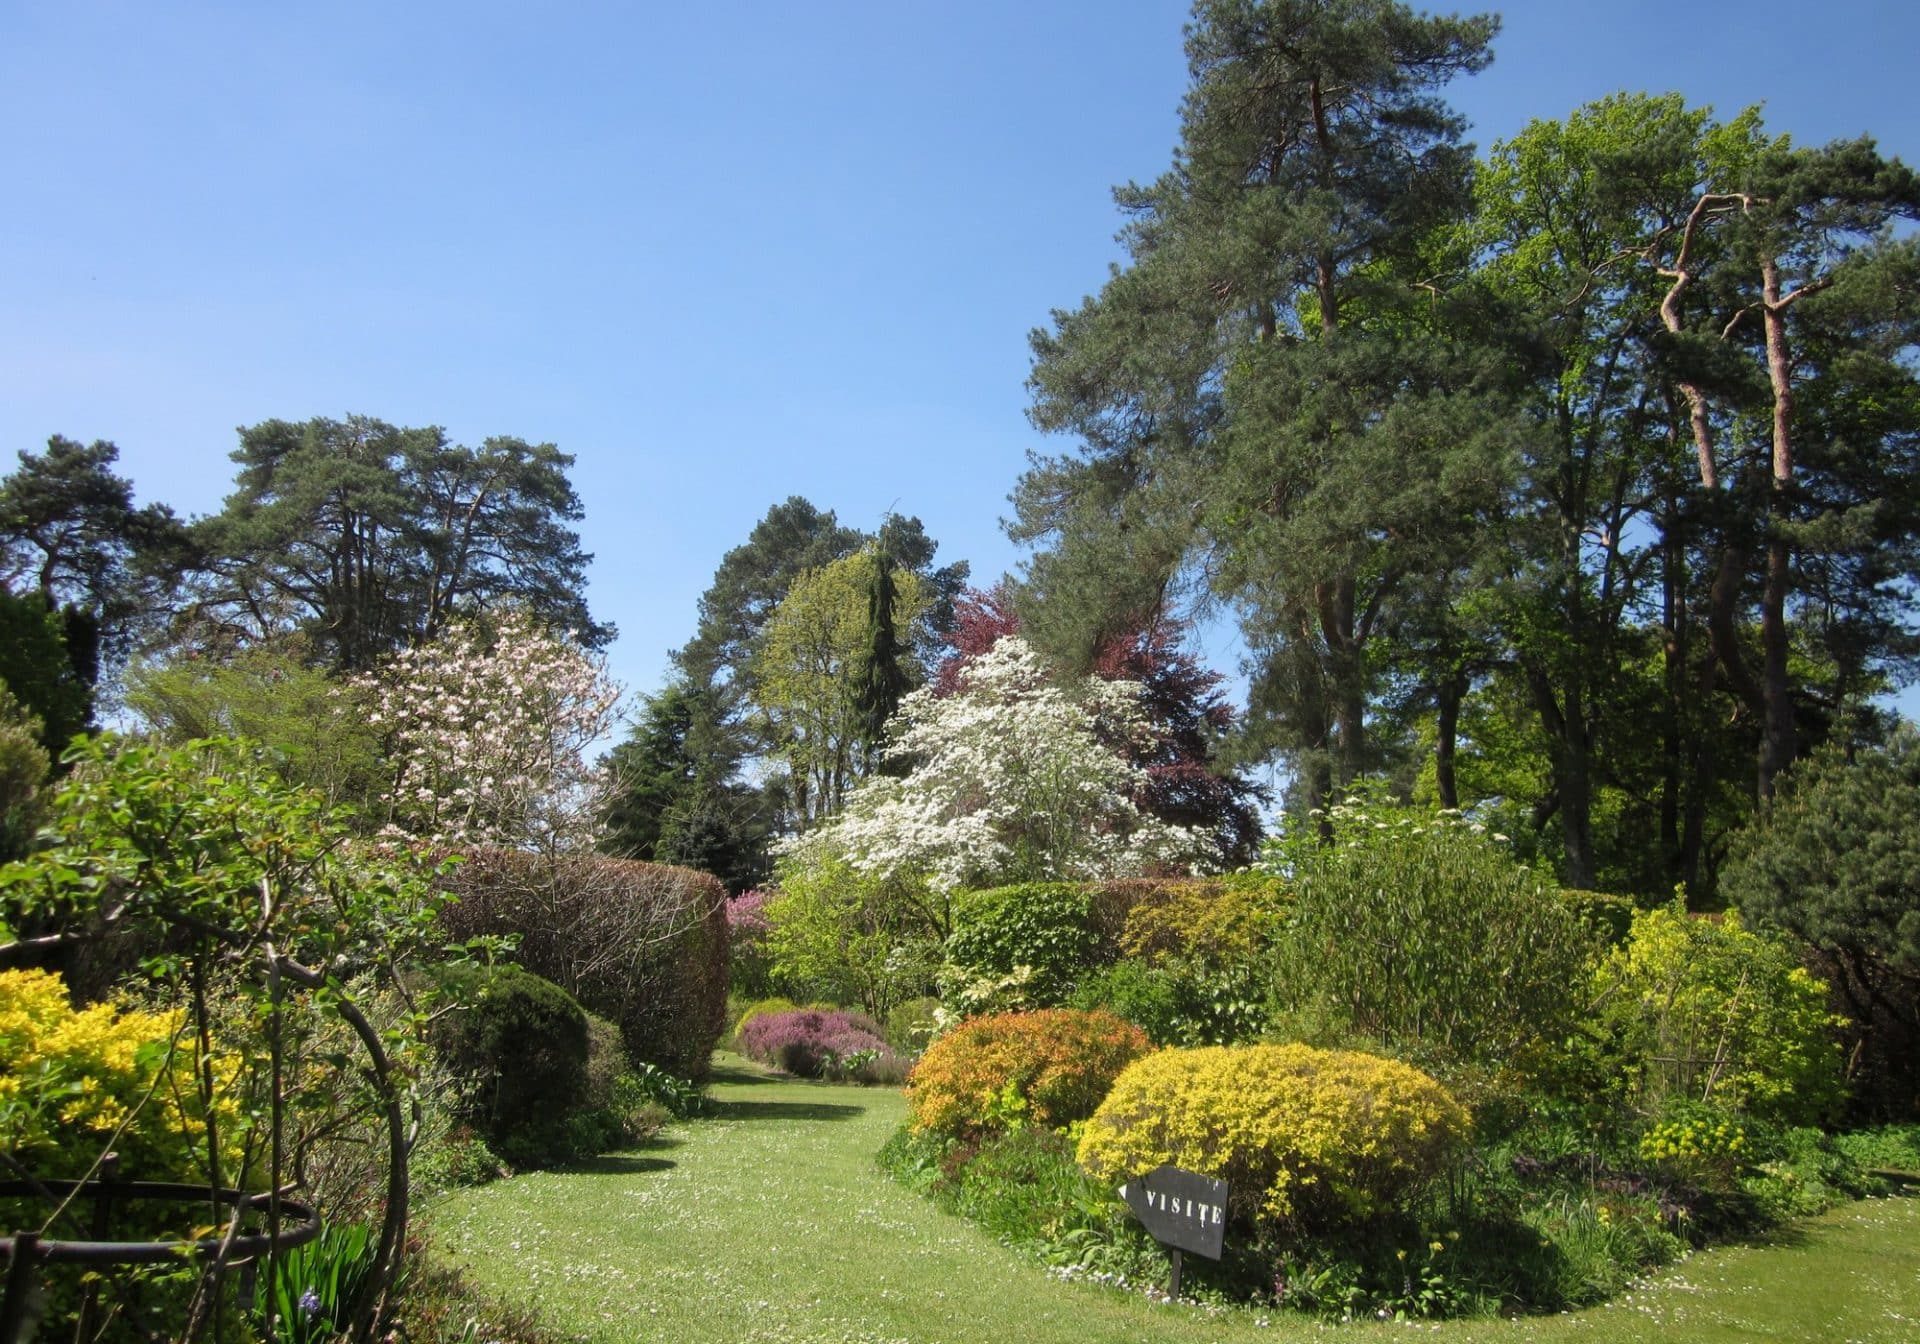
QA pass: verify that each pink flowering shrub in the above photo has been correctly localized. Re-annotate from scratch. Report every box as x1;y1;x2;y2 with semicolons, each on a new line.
727;890;777;996
738;1008;905;1084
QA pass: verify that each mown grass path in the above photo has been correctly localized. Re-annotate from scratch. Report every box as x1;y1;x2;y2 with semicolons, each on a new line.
430;1056;1920;1343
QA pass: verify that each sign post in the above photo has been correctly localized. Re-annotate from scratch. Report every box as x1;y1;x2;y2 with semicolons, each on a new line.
1116;1165;1228;1300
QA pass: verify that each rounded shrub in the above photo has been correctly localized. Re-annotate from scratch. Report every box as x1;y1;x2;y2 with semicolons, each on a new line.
429;962;592;1168
441;849;730;1081
906;1008;1153;1140
1076;1043;1470;1234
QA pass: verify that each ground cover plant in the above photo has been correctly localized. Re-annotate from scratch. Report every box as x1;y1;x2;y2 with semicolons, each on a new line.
736;1005;907;1083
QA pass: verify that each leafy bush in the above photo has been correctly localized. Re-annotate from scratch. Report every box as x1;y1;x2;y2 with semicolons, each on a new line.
1076;1043;1470;1234
737;1007;903;1083
1832;1123;1920;1174
762;854;942;1019
945;882;1104;1005
1559;889;1638;946
428;963;594;1168
906;1009;1152;1140
1264;799;1600;1074
1070;956;1266;1046
441;849;729;1081
1592;903;1846;1124
1118;877;1287;964
883;996;941;1054
0;683;50;864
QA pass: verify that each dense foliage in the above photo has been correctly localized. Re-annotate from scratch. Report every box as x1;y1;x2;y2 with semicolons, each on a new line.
1077;1044;1471;1235
439;849;730;1081
1264;798;1600;1073
905;1009;1151;1141
1592;905;1846;1124
1724;731;1920;1116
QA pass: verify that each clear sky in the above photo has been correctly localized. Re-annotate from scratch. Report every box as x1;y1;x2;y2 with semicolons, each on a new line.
3;0;1916;720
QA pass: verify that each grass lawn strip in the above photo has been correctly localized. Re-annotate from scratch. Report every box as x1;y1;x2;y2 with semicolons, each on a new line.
429;1056;1920;1344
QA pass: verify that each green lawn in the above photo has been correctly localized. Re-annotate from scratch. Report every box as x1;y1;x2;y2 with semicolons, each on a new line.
429;1056;1920;1343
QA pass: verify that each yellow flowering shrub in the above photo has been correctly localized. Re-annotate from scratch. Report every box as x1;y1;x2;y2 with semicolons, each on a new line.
1076;1043;1470;1233
1638;1114;1748;1191
0;968;244;1183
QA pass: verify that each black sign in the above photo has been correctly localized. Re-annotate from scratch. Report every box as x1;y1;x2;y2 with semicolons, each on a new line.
1117;1165;1228;1261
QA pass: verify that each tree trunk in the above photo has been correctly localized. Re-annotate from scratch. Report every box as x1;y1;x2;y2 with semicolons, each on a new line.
1434;668;1466;812
1757;256;1798;799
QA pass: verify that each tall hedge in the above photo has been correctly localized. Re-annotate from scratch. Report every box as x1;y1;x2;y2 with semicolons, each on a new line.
441;850;729;1081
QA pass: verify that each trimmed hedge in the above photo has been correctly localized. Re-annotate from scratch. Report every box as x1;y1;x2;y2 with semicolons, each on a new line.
441;850;729;1081
906;1008;1152;1140
1077;1043;1470;1234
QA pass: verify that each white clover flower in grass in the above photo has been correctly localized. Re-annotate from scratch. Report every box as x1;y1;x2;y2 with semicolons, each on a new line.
787;637;1213;891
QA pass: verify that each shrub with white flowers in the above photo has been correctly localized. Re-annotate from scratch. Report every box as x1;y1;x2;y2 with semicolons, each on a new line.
786;637;1210;892
353;611;621;851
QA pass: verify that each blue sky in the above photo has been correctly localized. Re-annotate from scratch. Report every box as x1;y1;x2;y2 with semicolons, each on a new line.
2;0;1916;722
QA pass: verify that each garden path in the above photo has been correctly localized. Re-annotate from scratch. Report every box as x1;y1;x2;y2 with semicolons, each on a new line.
430;1055;1920;1344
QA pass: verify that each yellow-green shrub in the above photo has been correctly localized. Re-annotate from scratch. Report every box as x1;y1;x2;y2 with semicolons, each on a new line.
1076;1043;1469;1233
906;1009;1152;1140
0;967;244;1183
1119;880;1285;965
1593;903;1846;1124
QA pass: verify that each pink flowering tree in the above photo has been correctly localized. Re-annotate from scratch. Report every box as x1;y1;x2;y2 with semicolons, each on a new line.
353;611;622;851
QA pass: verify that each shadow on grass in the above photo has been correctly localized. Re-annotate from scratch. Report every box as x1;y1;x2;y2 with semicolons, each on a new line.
707;1097;865;1123
561;1154;678;1176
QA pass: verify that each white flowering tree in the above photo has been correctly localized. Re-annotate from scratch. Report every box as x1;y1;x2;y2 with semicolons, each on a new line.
787;637;1210;893
353;611;621;851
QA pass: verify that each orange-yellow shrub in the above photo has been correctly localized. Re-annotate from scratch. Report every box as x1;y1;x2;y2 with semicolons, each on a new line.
906;1009;1152;1139
1076;1043;1469;1233
0;967;243;1183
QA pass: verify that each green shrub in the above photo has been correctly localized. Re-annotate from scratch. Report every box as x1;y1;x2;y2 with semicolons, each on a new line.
883;996;941;1054
1560;889;1638;946
1592;903;1846;1124
1076;1043;1470;1235
906;1009;1153;1140
1831;1123;1920;1174
429;963;593;1168
945;882;1102;1006
441;849;730;1081
1724;729;1920;1118
0;683;49;863
1070;956;1266;1046
1264;799;1600;1075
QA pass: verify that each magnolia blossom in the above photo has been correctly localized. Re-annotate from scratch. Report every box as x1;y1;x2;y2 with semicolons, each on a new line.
352;611;621;852
787;637;1211;891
